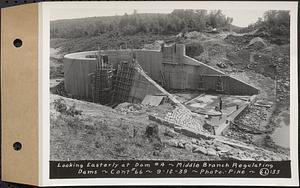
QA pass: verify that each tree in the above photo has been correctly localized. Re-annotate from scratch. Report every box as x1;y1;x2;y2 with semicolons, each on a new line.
50;9;235;39
263;10;290;36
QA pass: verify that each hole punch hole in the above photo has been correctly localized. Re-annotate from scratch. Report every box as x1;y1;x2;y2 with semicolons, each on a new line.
13;142;22;151
13;39;23;48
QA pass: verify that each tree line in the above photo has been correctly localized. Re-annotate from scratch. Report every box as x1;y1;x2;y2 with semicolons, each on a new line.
241;10;290;37
50;9;233;38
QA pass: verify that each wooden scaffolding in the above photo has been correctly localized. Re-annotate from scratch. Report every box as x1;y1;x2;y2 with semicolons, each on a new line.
90;53;114;105
112;61;136;104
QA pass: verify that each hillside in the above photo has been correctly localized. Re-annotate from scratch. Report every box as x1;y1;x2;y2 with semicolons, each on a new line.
50;94;219;161
50;34;175;54
50;94;288;161
51;10;234;38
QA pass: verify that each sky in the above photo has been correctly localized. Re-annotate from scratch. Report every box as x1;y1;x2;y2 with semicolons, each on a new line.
48;2;291;27
222;10;264;27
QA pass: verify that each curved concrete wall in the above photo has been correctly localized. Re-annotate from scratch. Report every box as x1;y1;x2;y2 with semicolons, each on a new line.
63;46;259;101
63;49;163;100
64;55;96;99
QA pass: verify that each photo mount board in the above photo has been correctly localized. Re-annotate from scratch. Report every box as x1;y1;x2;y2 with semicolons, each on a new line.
1;3;39;186
0;1;299;187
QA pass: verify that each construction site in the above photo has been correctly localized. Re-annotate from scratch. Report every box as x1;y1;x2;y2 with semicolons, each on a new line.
61;43;259;136
50;38;289;161
47;6;293;161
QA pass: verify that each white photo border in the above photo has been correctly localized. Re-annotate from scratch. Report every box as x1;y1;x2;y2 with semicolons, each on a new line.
39;1;299;186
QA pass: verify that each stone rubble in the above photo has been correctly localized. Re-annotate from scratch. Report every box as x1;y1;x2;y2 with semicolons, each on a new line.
164;106;203;132
163;135;288;161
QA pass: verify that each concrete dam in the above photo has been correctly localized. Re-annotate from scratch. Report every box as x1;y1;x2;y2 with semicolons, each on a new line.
63;43;259;104
63;43;259;135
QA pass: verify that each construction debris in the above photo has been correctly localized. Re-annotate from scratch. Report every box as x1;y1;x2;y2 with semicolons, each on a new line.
164;107;203;132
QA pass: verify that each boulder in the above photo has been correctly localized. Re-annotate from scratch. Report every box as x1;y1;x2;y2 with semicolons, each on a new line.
177;140;186;148
217;62;228;68
227;155;242;161
174;126;182;133
177;142;185;148
207;147;218;156
216;145;232;153
191;138;199;145
164;128;178;138
193;146;207;154
165;139;178;147
185;143;194;152
248;37;267;50
181;128;198;138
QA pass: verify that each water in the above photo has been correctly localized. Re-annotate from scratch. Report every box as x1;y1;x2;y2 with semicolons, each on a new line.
270;112;290;148
271;124;290;148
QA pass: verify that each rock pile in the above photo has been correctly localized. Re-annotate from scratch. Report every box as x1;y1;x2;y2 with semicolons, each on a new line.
164;107;203;132
225;34;253;49
248;37;267;50
115;102;144;114
164;136;288;161
234;105;271;132
185;31;208;40
271;54;290;106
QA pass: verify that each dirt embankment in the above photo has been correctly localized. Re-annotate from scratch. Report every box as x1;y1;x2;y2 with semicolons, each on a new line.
181;30;290;151
50;94;220;161
50;94;289;161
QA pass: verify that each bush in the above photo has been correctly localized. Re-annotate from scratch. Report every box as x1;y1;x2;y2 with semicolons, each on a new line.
241;10;290;41
67;105;83;117
65;115;83;129
185;42;204;57
53;98;82;117
53;98;67;114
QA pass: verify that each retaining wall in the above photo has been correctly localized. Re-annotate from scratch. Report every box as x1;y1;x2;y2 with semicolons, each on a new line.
162;55;259;95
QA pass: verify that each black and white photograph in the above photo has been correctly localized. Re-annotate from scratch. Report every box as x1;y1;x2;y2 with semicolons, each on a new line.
46;1;297;182
0;1;298;187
